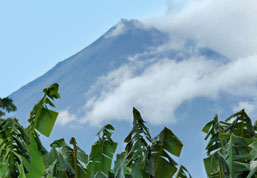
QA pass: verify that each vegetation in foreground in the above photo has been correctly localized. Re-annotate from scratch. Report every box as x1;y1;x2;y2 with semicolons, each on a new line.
0;83;257;178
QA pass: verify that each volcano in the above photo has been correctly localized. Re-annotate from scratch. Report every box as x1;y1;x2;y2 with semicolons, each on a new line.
9;19;232;177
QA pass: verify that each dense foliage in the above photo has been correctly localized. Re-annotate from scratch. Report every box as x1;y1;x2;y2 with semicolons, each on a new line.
0;83;257;177
0;84;190;178
203;110;257;177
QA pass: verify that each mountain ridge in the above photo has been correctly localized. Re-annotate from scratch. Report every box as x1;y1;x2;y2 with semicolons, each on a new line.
9;19;169;121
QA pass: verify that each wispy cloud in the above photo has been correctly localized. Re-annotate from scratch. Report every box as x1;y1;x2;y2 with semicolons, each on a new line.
105;23;126;38
80;54;257;126
233;101;255;114
233;98;257;118
56;110;77;127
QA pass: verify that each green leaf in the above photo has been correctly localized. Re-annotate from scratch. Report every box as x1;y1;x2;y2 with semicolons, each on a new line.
130;158;144;178
124;108;152;177
113;152;130;178
87;125;118;174
227;134;250;177
43;147;75;178
0;118;30;177
91;171;108;178
0;97;17;115
153;127;183;157
150;127;184;178
70;137;88;166
151;144;177;178
97;124;115;138
204;151;230;178
23;135;45;178
43;83;61;100
0;162;8;177
249;140;257;152
17;162;26;178
202;121;213;134
35;108;58;137
28;83;60;138
44;138;89;178
176;165;192;178
203;109;257;178
145;147;155;176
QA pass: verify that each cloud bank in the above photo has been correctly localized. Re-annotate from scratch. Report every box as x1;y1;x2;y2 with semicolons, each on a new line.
80;54;257;126
155;0;257;59
59;0;257;127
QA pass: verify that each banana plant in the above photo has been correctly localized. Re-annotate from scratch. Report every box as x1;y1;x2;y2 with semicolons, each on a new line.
87;124;118;177
203;109;257;178
27;83;60;137
121;107;191;178
0;97;17;117
43;137;88;178
124;108;153;178
0;96;29;177
43;124;118;178
0;84;192;178
23;83;61;178
0;118;30;178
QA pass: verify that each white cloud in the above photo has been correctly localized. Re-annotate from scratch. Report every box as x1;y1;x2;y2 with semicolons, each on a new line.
104;19;150;39
233;97;257;118
165;0;190;14
56;110;77;127
151;0;257;59
233;101;255;114
80;54;257;126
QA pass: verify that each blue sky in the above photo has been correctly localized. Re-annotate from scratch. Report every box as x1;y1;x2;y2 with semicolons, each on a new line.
0;0;167;97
